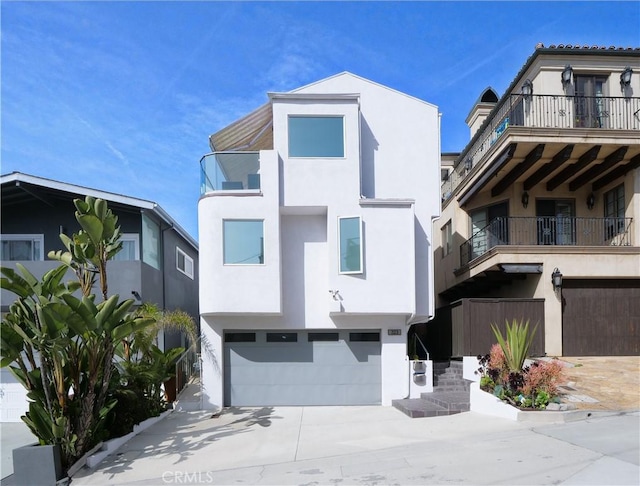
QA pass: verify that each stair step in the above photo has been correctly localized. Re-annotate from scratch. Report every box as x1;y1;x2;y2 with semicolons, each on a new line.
391;398;453;418
421;391;470;412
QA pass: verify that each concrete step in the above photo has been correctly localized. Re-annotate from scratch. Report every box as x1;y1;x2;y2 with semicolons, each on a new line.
421;391;470;413
391;398;451;418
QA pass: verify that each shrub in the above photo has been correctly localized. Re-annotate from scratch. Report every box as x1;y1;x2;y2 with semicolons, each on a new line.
522;359;565;397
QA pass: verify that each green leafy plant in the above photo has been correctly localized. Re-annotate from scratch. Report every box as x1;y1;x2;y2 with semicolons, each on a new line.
1;197;153;472
490;319;539;372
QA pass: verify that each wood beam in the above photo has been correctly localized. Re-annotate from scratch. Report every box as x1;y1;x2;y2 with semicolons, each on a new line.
546;145;601;191
458;143;517;207
569;146;629;191
491;144;545;197
592;154;640;192
523;144;574;191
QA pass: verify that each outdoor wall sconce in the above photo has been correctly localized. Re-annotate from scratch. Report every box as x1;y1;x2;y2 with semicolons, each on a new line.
551;268;563;291
561;64;573;87
131;290;142;301
521;79;533;98
620;66;633;87
521;191;529;208
587;192;596;210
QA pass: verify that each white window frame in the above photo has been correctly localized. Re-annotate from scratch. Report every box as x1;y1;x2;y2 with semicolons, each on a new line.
338;216;363;275
223;219;265;266
1;234;44;261
112;233;140;261
176;246;194;279
288;115;346;158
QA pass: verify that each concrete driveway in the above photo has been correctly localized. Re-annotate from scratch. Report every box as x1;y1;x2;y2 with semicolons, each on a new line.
65;406;639;485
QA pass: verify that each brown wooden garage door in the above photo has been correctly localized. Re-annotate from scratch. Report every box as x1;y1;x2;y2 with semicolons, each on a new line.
563;279;640;356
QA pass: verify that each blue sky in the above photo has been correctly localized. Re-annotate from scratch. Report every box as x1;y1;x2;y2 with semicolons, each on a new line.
2;1;639;241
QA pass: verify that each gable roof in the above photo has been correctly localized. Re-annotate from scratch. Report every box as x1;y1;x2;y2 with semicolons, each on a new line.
0;172;197;249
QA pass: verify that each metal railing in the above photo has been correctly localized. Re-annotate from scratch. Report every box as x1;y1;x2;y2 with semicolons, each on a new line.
460;216;633;266
442;94;640;203
173;337;201;398
200;152;260;194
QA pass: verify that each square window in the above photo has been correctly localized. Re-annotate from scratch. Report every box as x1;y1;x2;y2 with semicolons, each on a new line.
339;216;362;274
223;220;264;265
0;234;44;261
112;234;140;261
176;247;194;279
288;116;344;157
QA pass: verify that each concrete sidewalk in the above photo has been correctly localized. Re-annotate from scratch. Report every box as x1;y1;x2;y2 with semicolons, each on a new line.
67;406;639;485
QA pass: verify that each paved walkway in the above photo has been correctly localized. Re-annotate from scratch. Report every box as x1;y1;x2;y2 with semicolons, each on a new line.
2;357;638;485
69;407;639;485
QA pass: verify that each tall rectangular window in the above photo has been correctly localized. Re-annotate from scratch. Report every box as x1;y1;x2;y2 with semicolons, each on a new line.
112;234;140;261
339;216;362;274
288;116;344;157
0;234;44;261
604;184;625;239
223;220;264;265
142;214;161;270
176;247;194;279
442;220;452;256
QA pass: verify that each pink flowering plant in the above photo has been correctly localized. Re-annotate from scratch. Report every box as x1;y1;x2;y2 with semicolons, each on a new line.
476;320;566;409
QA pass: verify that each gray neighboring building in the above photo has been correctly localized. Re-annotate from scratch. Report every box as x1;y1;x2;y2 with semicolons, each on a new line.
0;172;199;421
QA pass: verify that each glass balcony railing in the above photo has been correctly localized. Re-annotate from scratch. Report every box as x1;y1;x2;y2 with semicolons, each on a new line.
199;152;260;195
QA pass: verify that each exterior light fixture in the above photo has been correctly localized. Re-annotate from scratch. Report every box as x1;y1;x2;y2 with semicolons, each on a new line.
587;192;595;210
561;64;573;87
551;268;563;291
521;191;529;208
521;79;533;98
620;66;633;87
131;290;142;301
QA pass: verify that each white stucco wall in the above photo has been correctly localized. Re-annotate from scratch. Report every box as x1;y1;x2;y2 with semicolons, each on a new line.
198;73;441;409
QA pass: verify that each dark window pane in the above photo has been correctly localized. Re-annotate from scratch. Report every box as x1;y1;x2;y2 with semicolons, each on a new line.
224;333;256;343
266;332;298;343
308;332;339;342
349;332;380;342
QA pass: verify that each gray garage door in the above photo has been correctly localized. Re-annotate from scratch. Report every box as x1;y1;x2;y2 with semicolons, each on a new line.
224;330;381;406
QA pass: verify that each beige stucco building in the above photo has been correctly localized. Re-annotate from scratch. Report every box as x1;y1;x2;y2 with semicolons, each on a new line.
427;44;639;358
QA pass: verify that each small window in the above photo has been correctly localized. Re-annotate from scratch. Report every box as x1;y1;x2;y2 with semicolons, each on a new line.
112;234;140;261
442;220;452;257
0;234;44;261
176;247;194;279
223;220;264;265
339;216;362;274
225;333;256;343
142;214;161;270
266;332;297;343
308;332;339;342
349;332;380;342
288;116;345;157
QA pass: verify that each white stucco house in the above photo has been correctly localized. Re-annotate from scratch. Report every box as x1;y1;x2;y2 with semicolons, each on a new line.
198;73;441;408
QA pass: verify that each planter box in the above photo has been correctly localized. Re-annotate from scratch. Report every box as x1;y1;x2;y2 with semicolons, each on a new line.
13;443;64;486
470;382;583;423
84;410;172;470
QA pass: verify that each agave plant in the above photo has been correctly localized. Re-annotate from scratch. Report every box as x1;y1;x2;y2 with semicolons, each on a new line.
490;319;539;373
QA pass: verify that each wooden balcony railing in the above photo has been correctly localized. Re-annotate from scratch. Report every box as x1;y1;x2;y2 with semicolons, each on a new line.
460;216;634;266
